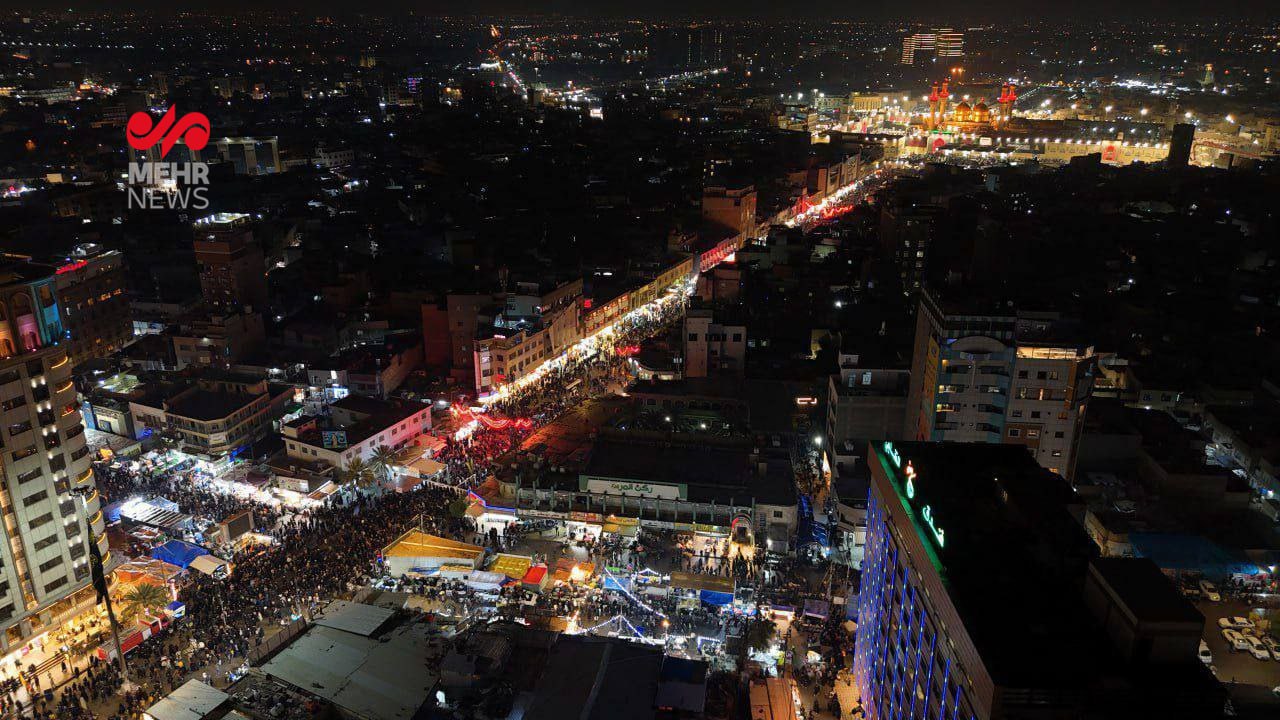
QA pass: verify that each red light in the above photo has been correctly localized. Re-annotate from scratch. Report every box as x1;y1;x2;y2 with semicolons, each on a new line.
56;260;89;275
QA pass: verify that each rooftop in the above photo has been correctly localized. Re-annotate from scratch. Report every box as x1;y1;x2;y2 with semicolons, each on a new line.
1089;557;1203;625
166;389;259;422
259;601;445;720
524;635;664;720
873;442;1103;688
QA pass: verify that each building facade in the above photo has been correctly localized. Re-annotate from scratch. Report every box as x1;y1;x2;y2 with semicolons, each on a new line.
0;271;106;653
905;290;1096;478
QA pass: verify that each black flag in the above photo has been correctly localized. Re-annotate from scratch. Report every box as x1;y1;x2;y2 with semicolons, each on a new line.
88;534;109;603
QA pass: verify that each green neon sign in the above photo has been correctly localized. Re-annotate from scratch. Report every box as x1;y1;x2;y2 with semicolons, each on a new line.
883;441;902;468
890;452;946;550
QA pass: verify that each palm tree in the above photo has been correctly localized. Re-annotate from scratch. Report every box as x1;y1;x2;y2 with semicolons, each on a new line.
369;445;398;494
118;583;169;622
342;457;374;489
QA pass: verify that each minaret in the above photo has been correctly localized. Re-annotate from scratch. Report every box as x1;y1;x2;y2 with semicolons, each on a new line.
927;82;941;130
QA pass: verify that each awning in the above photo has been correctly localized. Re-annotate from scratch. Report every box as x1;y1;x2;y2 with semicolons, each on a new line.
669;571;735;595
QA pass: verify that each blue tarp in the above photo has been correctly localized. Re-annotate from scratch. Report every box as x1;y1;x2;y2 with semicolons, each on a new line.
150;540;209;569
797;494;830;548
1129;533;1263;578
602;575;632;592
699;589;734;606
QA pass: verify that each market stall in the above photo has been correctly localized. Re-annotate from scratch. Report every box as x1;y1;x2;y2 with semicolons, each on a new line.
380;529;486;576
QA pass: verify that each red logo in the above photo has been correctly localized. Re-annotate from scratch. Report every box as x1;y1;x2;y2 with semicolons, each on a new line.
126;106;210;158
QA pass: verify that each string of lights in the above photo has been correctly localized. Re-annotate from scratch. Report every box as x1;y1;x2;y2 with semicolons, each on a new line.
601;566;668;618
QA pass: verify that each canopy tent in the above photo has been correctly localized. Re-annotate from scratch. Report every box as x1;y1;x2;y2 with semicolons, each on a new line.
699;589;734;606
381;530;485;575
114;559;183;587
488;554;533;580
121;497;195;533
150;540;209;570
464;570;507;591
803;599;830;620
602;575;632;593
669;571;735;595
522;565;549;591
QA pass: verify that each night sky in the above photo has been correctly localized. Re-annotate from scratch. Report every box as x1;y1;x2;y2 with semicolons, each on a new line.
19;0;1280;21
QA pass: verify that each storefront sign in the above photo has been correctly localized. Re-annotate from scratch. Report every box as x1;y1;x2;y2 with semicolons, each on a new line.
582;476;684;500
569;511;602;523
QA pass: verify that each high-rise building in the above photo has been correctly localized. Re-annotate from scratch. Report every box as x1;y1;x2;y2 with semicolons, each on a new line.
880;200;943;292
1167;123;1195;169
855;441;1222;720
901;28;963;65
192;213;268;311
900;32;936;65
934;28;964;58
904;289;1096;479
50;247;131;368
0;269;107;655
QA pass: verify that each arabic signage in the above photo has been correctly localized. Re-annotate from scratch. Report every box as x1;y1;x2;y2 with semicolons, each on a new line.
883;442;946;550
581;476;684;500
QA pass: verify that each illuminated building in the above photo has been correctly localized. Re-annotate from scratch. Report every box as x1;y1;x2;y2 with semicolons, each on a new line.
0;267;107;656
50;247;131;367
907;77;1171;166
900;32;935;65
935;29;964;58
901;28;963;65
905;289;1096;479
855;441;1222;720
193;213;268;311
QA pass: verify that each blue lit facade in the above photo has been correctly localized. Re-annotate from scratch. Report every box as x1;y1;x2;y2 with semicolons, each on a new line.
853;447;980;720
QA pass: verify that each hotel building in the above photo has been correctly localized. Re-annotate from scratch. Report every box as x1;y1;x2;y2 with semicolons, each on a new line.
0;267;107;655
854;441;1221;719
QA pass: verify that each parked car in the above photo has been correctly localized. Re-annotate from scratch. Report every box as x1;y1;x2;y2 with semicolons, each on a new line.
1198;640;1213;665
1218;616;1254;630
1198;580;1221;602
1222;628;1250;652
1261;636;1280;661
1245;637;1273;661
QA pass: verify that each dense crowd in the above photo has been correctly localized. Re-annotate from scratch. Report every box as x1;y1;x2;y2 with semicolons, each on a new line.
16;459;473;720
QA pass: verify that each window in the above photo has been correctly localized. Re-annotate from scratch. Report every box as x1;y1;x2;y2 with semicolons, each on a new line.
1052;450;1063;457
33;535;58;552
22;491;48;507
44;577;68;593
1008;429;1021;438
687;333;698;341
38;556;63;573
772;510;784;518
1054;431;1065;439
862;371;872;386
28;513;53;530
1010;410;1023;418
1026;430;1040;439
1030;411;1041;419
1017;370;1028;379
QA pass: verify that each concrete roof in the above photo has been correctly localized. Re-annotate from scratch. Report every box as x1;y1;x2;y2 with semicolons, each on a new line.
260;617;443;720
314;599;396;637
142;680;229;720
